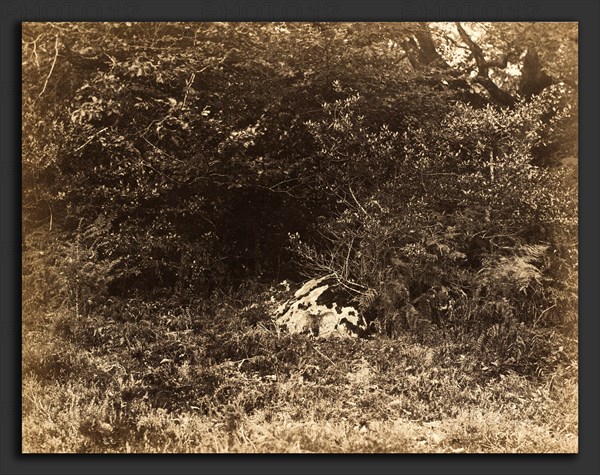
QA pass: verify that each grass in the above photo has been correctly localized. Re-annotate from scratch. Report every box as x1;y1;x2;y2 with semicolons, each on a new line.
22;290;578;453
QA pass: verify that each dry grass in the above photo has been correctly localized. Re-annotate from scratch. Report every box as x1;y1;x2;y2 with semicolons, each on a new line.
22;297;578;453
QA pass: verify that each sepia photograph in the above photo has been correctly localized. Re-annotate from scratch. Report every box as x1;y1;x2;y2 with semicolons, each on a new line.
22;21;578;453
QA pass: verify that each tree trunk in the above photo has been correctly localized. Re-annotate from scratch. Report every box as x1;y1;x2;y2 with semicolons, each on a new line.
519;46;554;98
402;23;450;71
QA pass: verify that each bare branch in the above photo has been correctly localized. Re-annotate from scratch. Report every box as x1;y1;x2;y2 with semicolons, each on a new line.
348;185;368;215
73;126;108;152
38;35;59;97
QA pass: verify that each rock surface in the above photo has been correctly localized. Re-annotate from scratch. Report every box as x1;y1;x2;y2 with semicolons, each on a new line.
274;275;368;338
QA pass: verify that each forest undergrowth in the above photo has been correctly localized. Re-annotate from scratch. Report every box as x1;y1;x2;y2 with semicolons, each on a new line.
22;22;579;453
22;285;578;453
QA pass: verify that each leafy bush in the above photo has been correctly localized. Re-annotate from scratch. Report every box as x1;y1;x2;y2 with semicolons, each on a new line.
288;86;576;352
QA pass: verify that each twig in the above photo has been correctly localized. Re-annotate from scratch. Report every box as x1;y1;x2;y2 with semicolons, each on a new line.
348;185;367;215
331;271;367;295
73;127;108;152
254;184;301;199
39;35;59;97
311;344;335;365
141;136;185;163
270;176;303;189
182;72;195;107
534;304;557;327
257;322;276;336
26;33;45;67
343;236;355;280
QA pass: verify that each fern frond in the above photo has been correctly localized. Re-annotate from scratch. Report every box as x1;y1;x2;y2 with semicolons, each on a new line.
358;288;379;312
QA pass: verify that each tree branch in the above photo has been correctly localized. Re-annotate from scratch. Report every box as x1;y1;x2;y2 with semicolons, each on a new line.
455;22;516;107
39;35;59;97
455;22;487;74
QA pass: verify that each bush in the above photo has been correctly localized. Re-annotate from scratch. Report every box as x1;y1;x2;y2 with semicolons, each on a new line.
288;88;576;349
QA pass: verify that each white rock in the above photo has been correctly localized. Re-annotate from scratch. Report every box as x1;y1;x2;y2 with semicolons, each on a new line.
274;275;368;338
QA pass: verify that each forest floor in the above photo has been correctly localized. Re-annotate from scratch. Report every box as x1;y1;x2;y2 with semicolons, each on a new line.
22;292;578;453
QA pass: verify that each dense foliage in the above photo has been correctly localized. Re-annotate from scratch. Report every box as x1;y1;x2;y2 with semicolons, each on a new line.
23;22;577;335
